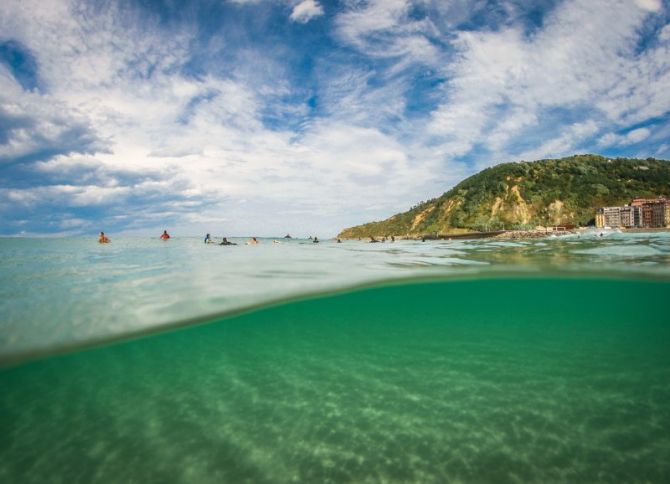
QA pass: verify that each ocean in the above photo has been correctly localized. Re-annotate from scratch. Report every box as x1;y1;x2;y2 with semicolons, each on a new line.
1;232;669;482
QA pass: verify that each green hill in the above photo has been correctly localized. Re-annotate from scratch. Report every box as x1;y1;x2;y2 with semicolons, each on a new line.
338;154;670;238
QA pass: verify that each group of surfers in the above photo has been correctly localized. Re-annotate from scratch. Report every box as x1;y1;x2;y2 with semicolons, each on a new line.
99;231;326;245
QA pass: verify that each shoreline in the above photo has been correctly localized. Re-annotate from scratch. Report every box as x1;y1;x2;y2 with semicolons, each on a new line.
340;226;670;242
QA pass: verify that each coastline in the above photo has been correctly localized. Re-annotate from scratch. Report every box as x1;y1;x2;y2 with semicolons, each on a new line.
340;226;670;242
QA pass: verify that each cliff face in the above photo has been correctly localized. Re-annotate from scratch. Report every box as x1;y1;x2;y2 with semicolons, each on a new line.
338;154;670;238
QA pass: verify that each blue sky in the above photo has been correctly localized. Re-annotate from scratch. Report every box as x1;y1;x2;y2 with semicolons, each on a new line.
1;0;669;237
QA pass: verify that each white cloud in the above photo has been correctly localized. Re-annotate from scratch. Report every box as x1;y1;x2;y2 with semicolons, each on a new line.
635;0;662;12
289;0;324;23
423;0;670;162
660;24;670;41
516;120;600;161
0;0;439;234
335;0;440;67
625;127;652;144
598;127;652;147
2;184;131;207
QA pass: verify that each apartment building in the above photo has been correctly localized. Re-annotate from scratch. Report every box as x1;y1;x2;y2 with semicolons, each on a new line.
595;197;668;228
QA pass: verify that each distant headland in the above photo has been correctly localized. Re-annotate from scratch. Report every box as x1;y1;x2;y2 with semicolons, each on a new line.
338;154;670;239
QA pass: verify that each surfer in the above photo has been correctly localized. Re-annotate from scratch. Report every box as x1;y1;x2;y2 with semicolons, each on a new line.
369;236;379;243
220;237;236;246
204;233;211;244
313;237;319;243
98;232;110;243
247;237;259;245
160;230;170;240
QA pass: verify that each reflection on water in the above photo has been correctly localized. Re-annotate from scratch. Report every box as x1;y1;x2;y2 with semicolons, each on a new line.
0;231;669;360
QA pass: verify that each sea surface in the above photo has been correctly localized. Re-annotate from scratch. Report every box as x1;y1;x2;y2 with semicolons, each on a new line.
1;232;669;482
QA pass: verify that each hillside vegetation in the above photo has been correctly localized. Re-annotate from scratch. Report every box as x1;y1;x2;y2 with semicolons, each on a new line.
338;154;670;238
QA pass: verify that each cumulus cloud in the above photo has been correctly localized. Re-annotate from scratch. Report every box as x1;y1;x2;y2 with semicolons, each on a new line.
289;0;324;23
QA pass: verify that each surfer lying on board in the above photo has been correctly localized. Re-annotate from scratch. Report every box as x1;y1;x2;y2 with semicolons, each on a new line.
160;230;170;240
98;232;110;243
220;238;237;246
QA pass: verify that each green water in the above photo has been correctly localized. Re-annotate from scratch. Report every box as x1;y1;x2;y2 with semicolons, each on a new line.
1;277;669;483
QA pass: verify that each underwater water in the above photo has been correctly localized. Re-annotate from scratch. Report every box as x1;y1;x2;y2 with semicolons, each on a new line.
1;234;670;482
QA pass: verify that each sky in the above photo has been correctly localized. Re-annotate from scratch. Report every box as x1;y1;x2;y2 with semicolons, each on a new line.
1;0;669;237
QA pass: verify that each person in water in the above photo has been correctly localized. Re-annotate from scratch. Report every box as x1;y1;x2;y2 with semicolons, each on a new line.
247;237;259;245
313;237;319;243
204;233;212;244
98;232;110;243
160;230;170;240
220;237;236;246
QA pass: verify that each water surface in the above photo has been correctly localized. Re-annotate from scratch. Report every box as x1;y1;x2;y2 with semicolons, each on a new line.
1;231;668;361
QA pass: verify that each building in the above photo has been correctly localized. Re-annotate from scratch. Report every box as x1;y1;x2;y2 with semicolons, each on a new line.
596;197;668;228
619;206;635;228
596;206;622;228
643;202;666;228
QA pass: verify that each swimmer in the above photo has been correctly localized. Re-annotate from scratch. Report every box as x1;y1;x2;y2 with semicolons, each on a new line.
220;237;236;246
273;240;281;244
246;237;259;245
160;230;170;240
98;232;110;243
